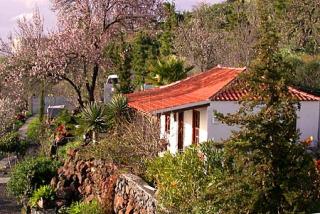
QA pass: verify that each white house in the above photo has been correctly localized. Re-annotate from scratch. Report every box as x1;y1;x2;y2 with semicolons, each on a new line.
127;66;320;153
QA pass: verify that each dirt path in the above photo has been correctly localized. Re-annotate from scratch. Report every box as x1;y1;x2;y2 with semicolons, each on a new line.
0;184;21;214
18;116;37;139
0;116;37;213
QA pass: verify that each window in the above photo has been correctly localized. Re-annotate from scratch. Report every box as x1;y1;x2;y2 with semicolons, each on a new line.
192;110;200;145
165;114;170;134
212;111;220;124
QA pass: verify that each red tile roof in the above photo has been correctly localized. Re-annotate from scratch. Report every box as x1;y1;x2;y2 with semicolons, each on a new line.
127;66;245;113
127;66;320;114
212;84;320;102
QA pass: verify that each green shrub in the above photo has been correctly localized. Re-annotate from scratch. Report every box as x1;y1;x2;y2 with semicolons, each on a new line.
29;185;56;208
13;120;24;130
58;140;82;160
67;200;104;214
25;112;33;118
77;115;161;175
146;142;224;213
54;110;78;132
0;131;29;155
7;156;61;200
27;117;42;142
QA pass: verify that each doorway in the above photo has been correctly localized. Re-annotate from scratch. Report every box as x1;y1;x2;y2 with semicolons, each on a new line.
192;110;200;145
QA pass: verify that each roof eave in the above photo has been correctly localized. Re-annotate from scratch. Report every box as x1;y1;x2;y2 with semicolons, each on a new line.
151;101;211;115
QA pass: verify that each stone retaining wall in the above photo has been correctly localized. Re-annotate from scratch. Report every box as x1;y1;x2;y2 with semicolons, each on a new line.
114;174;157;214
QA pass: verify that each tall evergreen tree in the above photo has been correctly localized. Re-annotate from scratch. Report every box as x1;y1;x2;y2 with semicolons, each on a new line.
215;0;320;213
132;32;159;90
159;2;179;57
105;36;133;94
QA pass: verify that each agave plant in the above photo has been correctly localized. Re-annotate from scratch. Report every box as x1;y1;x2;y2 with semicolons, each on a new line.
80;102;108;143
107;94;131;125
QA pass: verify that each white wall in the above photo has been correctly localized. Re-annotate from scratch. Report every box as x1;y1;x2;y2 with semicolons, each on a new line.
160;101;320;151
207;101;240;142
208;101;320;142
297;102;320;141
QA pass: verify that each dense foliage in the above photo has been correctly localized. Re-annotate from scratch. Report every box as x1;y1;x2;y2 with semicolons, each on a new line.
213;1;320;213
67;200;104;214
7;157;61;200
29;185;56;208
146;143;224;213
78;115;161;175
57;140;82;160
26;117;42;142
147;55;193;86
0;131;28;155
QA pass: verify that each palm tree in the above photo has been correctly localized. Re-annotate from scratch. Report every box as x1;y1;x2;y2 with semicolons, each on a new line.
147;55;193;86
80;102;108;143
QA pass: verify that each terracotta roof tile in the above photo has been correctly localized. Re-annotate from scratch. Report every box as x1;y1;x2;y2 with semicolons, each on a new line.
212;85;320;101
127;66;320;114
127;66;245;113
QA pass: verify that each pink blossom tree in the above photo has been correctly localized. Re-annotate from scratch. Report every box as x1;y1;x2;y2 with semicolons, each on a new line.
40;0;163;107
0;9;46;129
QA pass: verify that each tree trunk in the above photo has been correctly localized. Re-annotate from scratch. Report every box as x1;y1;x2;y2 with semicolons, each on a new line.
87;64;99;103
92;131;97;143
39;81;45;122
61;76;84;108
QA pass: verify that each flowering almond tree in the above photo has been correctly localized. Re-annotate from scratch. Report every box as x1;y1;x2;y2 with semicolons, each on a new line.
38;0;163;107
0;9;47;130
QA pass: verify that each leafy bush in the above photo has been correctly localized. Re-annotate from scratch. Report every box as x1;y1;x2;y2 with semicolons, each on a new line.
25;111;33;118
27;117;42;142
0;131;29;155
78;115;161;175
58;140;82;160
7;156;61;200
67;200;104;214
146;142;224;213
54;110;77;133
13;119;24;130
29;185;56;208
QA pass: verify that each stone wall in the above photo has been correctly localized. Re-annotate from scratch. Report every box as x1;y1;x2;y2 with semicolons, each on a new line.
50;149;157;213
51;152;119;211
114;174;157;214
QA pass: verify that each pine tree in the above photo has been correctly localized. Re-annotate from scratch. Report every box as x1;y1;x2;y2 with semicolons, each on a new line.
215;0;320;213
158;2;178;57
132;32;159;90
105;36;133;94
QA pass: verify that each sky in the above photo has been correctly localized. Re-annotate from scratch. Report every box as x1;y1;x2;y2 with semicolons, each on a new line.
0;0;223;39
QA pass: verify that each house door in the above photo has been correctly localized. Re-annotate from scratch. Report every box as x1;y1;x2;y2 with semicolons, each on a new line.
178;112;184;151
192;110;200;145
